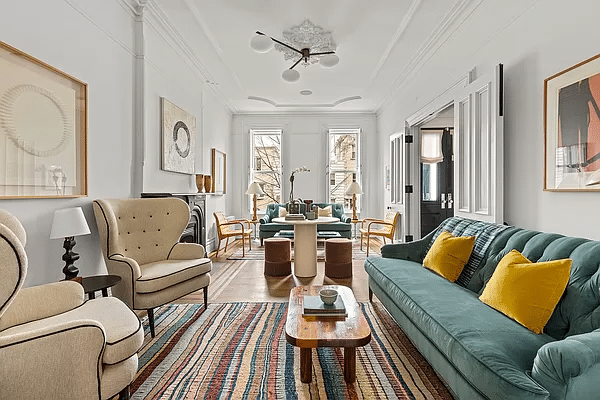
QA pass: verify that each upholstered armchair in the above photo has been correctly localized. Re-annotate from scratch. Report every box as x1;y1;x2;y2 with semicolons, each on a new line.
0;209;143;400
93;198;211;337
360;211;400;256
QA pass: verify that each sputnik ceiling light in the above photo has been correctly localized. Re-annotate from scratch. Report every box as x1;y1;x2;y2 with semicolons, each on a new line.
250;19;339;83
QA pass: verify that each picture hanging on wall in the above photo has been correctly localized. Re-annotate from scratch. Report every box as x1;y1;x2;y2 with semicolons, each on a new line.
544;53;600;191
211;148;226;194
0;40;87;199
161;98;195;174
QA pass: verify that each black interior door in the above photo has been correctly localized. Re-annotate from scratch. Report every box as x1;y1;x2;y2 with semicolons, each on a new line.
420;128;453;236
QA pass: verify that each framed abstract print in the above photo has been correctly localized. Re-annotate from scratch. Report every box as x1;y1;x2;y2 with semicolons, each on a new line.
0;41;87;198
161;98;196;174
544;53;600;191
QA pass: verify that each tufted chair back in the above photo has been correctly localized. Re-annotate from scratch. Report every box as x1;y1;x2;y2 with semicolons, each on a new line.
93;198;191;267
0;210;28;321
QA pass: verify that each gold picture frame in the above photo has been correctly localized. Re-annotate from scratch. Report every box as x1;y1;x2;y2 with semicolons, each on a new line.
544;53;600;191
211;148;226;194
0;40;87;198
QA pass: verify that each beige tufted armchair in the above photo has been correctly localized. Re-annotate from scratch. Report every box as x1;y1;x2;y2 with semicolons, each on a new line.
0;209;143;400
93;198;211;337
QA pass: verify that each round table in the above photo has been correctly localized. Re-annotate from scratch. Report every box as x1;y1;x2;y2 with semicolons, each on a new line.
272;216;338;277
81;275;121;299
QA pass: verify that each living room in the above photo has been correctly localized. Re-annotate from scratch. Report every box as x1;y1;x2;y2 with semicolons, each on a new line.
1;0;599;399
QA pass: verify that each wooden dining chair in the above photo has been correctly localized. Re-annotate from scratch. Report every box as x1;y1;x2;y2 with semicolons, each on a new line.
213;211;252;257
360;211;400;256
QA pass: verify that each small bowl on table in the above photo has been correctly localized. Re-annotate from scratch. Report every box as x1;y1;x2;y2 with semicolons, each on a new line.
319;288;338;305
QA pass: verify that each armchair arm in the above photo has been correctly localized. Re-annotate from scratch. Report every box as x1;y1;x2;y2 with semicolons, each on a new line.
380;237;431;263
220;220;249;231
0;319;105;399
108;253;142;280
169;242;207;259
532;330;600;399
0;281;84;331
367;220;394;232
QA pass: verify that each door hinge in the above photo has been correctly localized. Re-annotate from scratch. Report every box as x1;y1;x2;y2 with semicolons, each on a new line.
405;135;413;144
405;235;414;242
405;185;413;194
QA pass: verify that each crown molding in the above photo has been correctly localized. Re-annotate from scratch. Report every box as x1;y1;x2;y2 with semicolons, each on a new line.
247;95;362;108
143;0;237;114
234;110;376;117
376;0;484;115
370;0;421;81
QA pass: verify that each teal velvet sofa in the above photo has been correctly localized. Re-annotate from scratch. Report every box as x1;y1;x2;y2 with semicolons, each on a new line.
259;203;351;244
364;216;600;400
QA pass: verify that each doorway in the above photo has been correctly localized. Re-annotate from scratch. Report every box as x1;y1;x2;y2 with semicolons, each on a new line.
420;128;453;236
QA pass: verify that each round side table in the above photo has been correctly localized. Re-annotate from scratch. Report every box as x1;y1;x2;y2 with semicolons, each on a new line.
81;275;121;299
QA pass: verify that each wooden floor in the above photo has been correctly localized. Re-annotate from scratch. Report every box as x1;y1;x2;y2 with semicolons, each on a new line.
179;237;383;304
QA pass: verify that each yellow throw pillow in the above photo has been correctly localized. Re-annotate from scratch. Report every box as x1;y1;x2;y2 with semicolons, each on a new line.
278;207;287;217
423;231;475;282
479;250;571;334
318;205;332;217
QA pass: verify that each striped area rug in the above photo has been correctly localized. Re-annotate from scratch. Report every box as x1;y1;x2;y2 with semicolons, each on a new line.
132;302;453;399
227;241;371;261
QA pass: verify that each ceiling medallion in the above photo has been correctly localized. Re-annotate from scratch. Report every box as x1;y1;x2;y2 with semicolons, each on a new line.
275;20;336;66
250;19;339;83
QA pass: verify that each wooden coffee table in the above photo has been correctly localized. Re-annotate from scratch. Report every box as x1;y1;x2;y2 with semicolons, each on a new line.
285;285;371;383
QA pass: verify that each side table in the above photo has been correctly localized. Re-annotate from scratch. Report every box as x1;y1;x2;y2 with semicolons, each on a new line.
81;275;121;299
249;219;260;241
351;219;362;240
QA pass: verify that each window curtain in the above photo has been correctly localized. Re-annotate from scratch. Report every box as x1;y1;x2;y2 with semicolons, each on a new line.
420;130;443;164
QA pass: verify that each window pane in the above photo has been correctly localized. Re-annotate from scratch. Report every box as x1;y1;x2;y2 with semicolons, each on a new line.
422;163;438;201
252;131;282;211
329;134;357;170
329;171;359;209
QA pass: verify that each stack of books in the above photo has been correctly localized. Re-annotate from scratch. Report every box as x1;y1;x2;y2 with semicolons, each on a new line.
285;214;305;221
302;295;347;317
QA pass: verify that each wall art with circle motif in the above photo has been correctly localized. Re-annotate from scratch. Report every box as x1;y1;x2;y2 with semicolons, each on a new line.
161;97;196;174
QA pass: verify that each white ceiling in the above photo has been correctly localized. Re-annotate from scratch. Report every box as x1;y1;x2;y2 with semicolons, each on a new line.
155;0;530;113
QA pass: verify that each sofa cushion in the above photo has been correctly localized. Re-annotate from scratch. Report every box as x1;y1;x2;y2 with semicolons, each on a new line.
317;222;350;232
136;258;211;294
260;223;294;232
365;256;553;399
480;250;571;334
423;231;475;282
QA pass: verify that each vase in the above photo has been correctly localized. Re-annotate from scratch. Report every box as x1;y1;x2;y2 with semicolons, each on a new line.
204;175;212;193
195;174;204;193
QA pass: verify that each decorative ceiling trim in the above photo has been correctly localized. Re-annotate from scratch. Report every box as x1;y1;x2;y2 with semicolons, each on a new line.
183;0;247;95
144;1;236;113
275;19;337;66
247;95;361;108
376;0;484;114
370;0;421;81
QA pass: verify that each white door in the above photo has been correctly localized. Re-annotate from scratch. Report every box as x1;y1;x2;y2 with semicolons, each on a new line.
453;64;504;223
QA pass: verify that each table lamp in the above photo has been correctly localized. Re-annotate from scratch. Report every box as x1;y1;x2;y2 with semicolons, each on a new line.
50;207;91;279
345;181;363;221
246;182;265;221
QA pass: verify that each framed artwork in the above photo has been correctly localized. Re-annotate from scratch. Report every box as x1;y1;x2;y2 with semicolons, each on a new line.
211;148;226;194
544;53;600;191
0;41;87;198
161;98;195;174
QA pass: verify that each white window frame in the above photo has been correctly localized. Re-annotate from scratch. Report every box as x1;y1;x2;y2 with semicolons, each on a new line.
250;129;283;211
326;128;361;211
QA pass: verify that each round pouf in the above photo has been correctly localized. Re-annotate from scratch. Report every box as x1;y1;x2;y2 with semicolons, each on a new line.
325;238;353;278
264;237;292;276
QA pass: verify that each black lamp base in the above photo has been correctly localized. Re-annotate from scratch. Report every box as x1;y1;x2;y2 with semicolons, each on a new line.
62;236;80;280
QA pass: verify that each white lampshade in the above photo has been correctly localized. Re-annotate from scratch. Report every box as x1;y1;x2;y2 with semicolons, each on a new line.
246;181;265;195
50;207;91;239
345;181;363;195
319;53;339;68
250;34;273;53
282;69;300;82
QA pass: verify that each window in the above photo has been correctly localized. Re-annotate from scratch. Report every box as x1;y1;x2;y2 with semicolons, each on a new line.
327;128;360;211
250;129;282;211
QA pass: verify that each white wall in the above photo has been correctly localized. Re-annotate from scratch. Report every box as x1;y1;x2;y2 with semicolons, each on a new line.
0;0;232;286
230;113;377;220
378;0;600;240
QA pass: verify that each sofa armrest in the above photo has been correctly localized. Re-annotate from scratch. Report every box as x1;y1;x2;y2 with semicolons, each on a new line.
380;238;431;263
532;330;600;399
260;215;270;224
169;242;206;259
108;253;142;280
340;216;351;223
0;281;84;331
0;319;105;399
